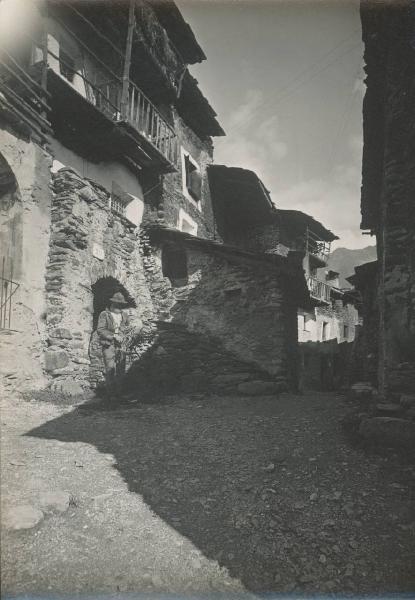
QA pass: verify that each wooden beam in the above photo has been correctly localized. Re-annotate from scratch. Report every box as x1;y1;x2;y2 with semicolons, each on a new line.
52;14;122;83
0;48;51;99
121;0;135;120
0;95;48;142
0;60;50;112
0;83;51;131
61;2;124;58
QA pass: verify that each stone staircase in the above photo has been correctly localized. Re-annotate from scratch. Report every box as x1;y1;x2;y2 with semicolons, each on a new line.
123;321;288;400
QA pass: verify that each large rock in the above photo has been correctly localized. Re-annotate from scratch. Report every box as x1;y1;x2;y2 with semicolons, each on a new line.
350;382;375;400
2;504;44;530
238;380;282;396
50;380;84;397
212;373;252;385
51;328;72;340
359;417;415;448
44;350;70;372
376;403;402;415
401;394;415;409
38;490;70;513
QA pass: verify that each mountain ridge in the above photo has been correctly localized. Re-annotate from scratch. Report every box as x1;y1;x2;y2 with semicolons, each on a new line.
327;245;377;288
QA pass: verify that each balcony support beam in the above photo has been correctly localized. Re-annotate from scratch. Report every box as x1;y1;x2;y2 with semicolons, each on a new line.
121;0;135;120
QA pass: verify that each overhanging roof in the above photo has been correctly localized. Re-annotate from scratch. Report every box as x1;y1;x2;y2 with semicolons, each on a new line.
277;210;339;242
177;72;225;138
346;259;378;286
150;0;206;64
208;165;275;224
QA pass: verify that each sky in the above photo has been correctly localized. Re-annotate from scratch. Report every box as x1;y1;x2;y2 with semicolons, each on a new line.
177;0;374;250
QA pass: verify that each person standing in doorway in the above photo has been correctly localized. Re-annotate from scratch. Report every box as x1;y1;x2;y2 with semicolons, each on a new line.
97;291;131;399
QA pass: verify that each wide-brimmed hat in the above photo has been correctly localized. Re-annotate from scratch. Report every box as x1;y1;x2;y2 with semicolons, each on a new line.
109;291;128;305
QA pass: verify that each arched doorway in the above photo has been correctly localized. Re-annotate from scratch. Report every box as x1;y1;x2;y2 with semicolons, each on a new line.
89;276;136;388
91;276;136;329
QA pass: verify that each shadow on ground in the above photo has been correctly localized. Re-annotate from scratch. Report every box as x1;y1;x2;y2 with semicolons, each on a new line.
26;392;415;593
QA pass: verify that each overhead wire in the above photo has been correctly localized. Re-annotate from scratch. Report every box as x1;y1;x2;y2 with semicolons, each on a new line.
229;38;361;136
225;27;361;135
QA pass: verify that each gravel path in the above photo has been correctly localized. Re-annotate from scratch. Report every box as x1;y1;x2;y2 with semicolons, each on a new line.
1;391;414;594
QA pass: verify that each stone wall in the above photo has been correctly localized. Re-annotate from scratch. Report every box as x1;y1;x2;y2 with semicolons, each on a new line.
0;128;53;390
361;1;415;394
43;167;155;391
141;238;300;390
159;113;216;240
299;301;359;344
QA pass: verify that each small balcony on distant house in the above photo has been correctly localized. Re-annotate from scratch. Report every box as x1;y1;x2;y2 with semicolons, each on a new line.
307;276;332;304
305;228;331;266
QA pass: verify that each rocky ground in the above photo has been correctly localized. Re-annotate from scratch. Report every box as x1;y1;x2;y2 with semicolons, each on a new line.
1;389;415;595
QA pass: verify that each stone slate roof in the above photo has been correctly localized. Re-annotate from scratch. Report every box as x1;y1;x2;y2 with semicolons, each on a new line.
178;72;225;138
150;0;207;64
276;210;339;242
145;224;312;307
208;165;275;224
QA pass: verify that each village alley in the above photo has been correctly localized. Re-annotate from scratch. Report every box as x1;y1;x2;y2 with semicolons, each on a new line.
1;390;414;595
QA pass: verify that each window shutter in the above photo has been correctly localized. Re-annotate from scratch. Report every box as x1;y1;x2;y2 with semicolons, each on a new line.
188;169;202;201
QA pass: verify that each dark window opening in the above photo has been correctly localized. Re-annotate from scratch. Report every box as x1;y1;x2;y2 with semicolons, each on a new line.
59;49;76;83
184;155;201;201
162;244;188;287
343;324;349;340
224;287;242;300
322;321;329;341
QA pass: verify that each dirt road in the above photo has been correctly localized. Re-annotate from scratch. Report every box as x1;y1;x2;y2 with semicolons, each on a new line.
1;391;414;594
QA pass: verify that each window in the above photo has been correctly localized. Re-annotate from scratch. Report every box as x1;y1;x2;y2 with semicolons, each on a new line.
343;324;349;340
110;182;131;219
181;148;202;205
322;321;329;341
162;244;188;287
59;48;76;83
178;208;198;236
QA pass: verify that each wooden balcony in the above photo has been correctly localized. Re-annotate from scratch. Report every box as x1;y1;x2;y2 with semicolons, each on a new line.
95;79;178;168
305;228;331;265
307;276;332;304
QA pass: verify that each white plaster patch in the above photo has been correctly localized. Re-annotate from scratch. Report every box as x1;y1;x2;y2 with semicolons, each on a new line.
178;208;198;236
92;243;105;261
51;159;65;174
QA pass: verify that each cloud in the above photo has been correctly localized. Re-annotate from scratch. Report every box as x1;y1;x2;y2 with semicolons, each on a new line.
213;91;371;249
214;90;288;183
273;142;372;249
228;89;263;129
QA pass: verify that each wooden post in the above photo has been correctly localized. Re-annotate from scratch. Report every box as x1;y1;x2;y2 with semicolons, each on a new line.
40;5;48;121
121;0;135;120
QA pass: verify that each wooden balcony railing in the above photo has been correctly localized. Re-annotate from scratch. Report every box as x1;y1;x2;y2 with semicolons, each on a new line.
307;276;331;304
95;79;178;167
305;228;331;264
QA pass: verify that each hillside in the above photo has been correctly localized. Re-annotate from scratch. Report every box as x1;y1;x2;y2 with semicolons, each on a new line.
327;245;377;288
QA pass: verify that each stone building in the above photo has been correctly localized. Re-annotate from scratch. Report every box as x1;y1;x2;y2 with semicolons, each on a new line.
0;0;308;397
360;0;415;395
208;165;360;391
346;260;378;386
